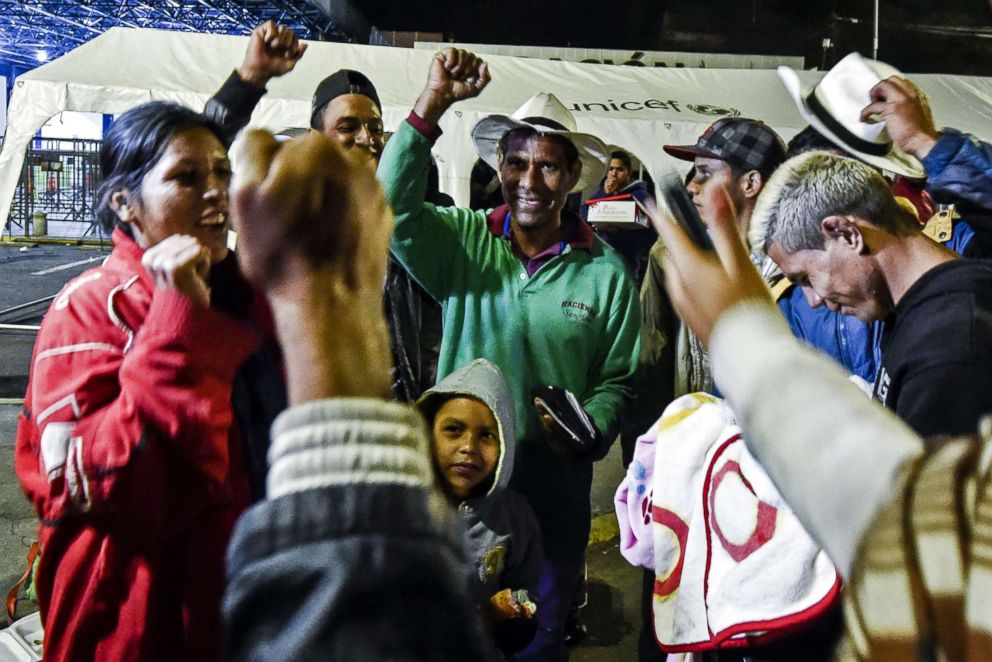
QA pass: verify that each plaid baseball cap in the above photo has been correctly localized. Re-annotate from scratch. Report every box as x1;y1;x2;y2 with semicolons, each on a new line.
663;118;787;177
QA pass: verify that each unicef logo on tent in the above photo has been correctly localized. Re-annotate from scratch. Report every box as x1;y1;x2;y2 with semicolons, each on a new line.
687;104;741;117
567;99;742;117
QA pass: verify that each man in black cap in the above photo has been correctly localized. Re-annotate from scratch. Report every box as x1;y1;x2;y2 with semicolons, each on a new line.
205;35;442;404
307;69;385;166
206;49;383;163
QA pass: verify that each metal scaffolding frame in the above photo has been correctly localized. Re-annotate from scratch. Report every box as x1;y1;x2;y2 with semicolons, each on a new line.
0;0;353;70
6;136;104;241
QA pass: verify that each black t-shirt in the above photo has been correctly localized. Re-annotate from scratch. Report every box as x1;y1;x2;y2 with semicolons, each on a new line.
873;259;992;441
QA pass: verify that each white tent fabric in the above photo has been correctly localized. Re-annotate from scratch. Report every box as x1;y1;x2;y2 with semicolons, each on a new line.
0;76;7;136
4;27;992;225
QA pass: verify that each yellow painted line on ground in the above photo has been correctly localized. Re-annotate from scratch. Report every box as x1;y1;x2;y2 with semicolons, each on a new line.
589;512;620;546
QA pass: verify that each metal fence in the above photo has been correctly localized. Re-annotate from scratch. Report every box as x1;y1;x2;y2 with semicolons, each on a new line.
5;137;105;240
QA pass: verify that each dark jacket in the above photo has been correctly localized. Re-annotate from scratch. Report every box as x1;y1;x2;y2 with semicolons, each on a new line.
224;399;496;662
923;128;992;258
621;239;679;466
203;72;266;148
582;180;656;283
384;257;442;401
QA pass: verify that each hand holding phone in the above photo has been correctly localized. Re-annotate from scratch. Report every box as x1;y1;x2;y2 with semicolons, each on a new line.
660;173;713;250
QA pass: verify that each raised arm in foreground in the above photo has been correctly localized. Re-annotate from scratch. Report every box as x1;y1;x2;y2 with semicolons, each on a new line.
225;130;495;660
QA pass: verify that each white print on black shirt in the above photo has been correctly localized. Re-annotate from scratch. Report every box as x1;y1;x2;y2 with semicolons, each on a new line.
875;369;891;404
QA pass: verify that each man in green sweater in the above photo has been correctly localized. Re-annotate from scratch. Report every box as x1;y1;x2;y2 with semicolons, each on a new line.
377;47;641;659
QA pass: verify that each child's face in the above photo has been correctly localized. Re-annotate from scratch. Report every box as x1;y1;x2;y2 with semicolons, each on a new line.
431;397;501;501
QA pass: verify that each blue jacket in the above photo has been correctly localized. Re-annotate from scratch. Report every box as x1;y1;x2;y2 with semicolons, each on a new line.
922;128;992;258
777;285;881;382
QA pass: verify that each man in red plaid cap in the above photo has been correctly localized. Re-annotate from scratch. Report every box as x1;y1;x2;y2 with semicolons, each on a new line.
663;117;787;243
650;118;788;396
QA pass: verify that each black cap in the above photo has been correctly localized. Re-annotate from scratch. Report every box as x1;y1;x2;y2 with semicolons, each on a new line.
310;70;381;129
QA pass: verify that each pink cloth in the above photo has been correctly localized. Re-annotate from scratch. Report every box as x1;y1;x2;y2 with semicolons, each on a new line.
614;420;659;569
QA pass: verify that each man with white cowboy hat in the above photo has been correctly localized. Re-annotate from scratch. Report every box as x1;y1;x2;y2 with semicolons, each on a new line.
377;47;641;659
778;52;925;180
778;52;992;258
862;67;992;259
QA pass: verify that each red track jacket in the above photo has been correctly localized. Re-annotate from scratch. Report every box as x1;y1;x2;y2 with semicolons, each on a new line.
15;229;258;661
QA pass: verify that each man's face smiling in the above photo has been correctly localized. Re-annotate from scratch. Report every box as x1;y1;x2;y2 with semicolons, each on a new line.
768;238;890;322
317;93;384;165
499;130;580;231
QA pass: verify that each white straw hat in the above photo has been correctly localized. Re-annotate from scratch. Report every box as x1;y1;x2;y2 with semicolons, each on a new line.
778;52;924;178
471;92;609;192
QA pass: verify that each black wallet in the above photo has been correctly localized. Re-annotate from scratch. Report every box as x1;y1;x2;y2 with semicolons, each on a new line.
532;385;602;456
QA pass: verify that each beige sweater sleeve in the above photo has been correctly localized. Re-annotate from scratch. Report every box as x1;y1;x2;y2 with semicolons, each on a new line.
709;302;923;578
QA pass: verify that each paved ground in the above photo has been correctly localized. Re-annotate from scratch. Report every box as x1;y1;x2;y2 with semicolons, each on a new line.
0;241;110;600
572;540;642;660
0;407;38;610
0;242;111;397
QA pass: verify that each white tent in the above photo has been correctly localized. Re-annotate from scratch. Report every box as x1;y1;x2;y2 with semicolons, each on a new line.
4;26;992;224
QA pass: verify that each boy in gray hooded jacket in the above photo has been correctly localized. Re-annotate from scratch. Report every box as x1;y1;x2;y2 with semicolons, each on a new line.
418;358;544;654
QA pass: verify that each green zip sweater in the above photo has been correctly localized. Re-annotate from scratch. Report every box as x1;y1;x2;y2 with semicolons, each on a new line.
378;120;641;558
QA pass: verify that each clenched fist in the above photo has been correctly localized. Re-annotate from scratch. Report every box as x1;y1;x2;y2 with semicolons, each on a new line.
237;20;308;89
229;129;393;402
141;234;211;307
414;48;491;127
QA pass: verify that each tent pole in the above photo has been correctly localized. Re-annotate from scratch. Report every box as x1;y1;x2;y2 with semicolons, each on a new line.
873;0;880;59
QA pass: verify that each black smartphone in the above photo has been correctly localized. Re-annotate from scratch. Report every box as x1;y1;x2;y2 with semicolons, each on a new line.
660;173;713;250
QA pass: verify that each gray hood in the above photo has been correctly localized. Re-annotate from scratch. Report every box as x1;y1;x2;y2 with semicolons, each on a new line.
417;358;517;501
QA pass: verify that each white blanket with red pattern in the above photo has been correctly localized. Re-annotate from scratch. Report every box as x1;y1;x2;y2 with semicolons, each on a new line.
636;393;841;652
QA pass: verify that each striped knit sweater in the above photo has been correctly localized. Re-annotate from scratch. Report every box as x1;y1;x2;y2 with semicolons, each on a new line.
845;428;992;660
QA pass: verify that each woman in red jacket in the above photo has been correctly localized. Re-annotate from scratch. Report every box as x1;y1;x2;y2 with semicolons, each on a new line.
15;102;271;661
